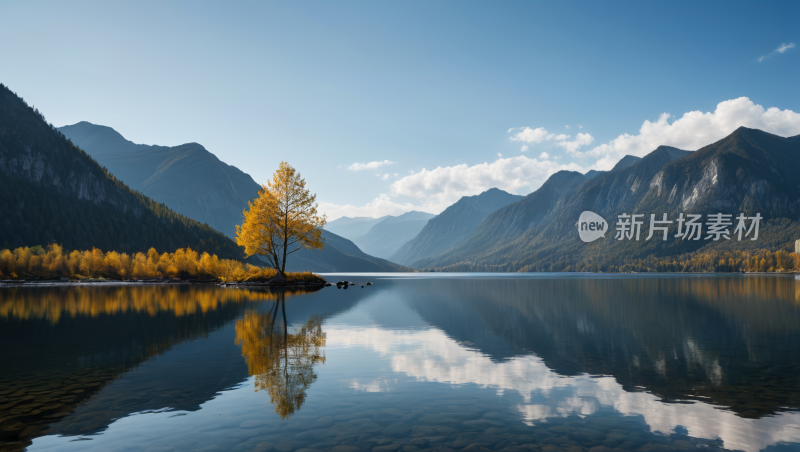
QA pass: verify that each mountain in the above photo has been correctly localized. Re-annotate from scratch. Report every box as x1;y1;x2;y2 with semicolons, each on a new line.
324;216;389;241
610;154;642;171
285;230;411;272
389;188;523;266
412;171;588;270
419;129;800;271
0;84;243;258
584;170;605;179
56;120;407;272
59;121;259;239
352;211;435;259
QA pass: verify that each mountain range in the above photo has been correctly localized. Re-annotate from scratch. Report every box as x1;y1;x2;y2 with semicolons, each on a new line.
349;211;435;259
390;188;523;265
325;216;390;240
6;80;798;274
58;121;407;272
414;128;800;271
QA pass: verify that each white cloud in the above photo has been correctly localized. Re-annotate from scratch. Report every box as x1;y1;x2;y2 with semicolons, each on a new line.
520;145;529;153
565;125;570;129
758;42;795;62
323;97;800;220
320;155;586;220
585;97;800;170
508;128;594;154
347;160;397;171
380;173;389;180
388;156;586;212
508;127;553;144
497;152;503;158
578;124;583;129
555;132;594;154
319;193;421;220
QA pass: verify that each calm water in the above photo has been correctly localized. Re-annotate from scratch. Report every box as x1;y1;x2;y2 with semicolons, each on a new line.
1;274;800;452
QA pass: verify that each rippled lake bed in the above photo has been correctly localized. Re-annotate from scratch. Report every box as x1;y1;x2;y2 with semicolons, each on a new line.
2;274;800;452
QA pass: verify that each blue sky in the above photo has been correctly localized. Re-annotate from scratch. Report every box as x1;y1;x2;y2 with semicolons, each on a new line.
2;0;798;219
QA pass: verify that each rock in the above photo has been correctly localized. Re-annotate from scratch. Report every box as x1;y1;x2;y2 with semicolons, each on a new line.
373;445;402;452
275;442;306;452
295;428;333;440
366;282;373;285
410;425;438;437
462;419;502;427
588;447;610;452
383;423;412;435
462;444;493;451
574;428;606;442
604;433;627;442
333;447;362;452
435;426;459;435
240;420;269;429
547;424;572;434
348;418;374;425
359;423;384;433
451;437;474;449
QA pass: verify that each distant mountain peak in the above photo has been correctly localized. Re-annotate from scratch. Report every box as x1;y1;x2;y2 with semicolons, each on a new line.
611;155;641;172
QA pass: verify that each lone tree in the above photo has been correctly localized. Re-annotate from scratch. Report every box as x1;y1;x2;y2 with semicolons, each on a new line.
236;162;326;278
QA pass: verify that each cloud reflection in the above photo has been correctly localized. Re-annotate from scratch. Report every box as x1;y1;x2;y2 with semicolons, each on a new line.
327;325;800;452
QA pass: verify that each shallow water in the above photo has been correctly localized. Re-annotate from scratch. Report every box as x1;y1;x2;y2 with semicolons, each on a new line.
2;274;800;452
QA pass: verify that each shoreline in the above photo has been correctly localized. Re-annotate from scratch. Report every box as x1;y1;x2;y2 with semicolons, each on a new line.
0;279;329;288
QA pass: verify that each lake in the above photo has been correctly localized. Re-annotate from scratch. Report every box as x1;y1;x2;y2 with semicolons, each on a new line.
1;274;800;452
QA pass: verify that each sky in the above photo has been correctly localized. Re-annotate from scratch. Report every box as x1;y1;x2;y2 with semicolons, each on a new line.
1;0;798;220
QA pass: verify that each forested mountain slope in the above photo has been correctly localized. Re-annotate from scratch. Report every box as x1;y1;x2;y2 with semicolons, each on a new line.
60;121;260;239
0;84;244;259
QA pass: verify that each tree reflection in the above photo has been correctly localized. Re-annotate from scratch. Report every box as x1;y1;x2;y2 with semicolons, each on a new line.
235;294;326;419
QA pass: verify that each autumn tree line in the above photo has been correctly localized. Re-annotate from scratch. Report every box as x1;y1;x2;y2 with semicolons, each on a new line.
515;248;800;273
0;244;323;283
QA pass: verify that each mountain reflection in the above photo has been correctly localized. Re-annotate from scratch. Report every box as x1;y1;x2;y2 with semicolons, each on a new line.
395;275;800;419
319;275;800;452
235;296;326;419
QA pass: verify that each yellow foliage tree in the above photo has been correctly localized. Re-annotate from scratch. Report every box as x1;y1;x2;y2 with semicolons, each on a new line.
236;162;326;277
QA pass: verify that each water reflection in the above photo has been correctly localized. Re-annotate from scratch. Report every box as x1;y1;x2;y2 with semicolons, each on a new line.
0;285;322;451
235;296;326;419
398;276;800;418
0;284;320;323
3;275;800;452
